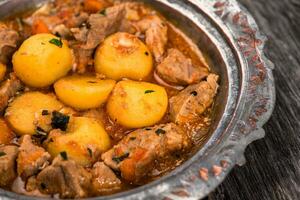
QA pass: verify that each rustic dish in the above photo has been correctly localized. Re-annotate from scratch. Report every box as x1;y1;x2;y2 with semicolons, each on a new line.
0;0;275;199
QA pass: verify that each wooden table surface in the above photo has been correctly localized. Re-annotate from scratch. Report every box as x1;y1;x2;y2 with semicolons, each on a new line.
207;0;300;199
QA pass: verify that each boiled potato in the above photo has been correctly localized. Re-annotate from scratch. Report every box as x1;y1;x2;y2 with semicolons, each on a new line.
5;92;63;136
95;32;153;81
0;118;15;145
0;63;6;81
12;34;73;88
54;75;116;110
107;80;168;128
46;117;111;166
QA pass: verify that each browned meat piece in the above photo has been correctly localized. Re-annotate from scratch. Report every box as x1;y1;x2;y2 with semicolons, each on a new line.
79;4;126;49
169;74;219;124
11;176;50;197
102;123;189;183
17;135;50;180
157;48;209;85
0;145;18;186
167;22;210;70
136;15;168;62
0;73;22;112
0;118;15;145
0;24;19;64
91;162;121;195
36;156;92;198
72;48;94;73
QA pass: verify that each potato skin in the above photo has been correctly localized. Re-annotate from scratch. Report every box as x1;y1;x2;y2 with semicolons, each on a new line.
95;32;153;81
12;34;73;88
0;118;15;145
0;63;6;81
46;117;111;166
54;75;116;110
5;92;63;136
107;80;168;128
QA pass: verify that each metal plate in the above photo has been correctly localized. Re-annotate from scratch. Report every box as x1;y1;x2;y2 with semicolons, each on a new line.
0;0;275;199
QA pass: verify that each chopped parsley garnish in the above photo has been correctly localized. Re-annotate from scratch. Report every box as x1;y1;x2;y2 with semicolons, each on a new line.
0;152;6;157
145;128;152;131
112;153;129;164
49;38;63;48
190;91;198;96
155;128;166;135
60;151;68;160
51;111;70;131
87;148;93;157
129;137;136;141
145;51;149;56
42;110;49;115
145;90;155;94
99;9;106;16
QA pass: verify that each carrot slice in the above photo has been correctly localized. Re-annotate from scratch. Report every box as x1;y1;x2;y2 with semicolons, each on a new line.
83;0;108;13
32;19;50;34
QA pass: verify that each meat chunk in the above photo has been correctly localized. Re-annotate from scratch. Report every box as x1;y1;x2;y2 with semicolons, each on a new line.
0;145;18;186
0;73;22;112
11;176;50;197
169;74;219;124
72;48;94;73
91;162;121;195
136;15;168;62
157;49;209;85
102;123;189;183
0;118;15;145
0;23;19;64
36;156;92;198
17;135;50;180
73;4;126;49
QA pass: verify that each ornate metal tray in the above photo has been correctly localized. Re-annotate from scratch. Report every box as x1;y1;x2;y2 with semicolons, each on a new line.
0;0;275;199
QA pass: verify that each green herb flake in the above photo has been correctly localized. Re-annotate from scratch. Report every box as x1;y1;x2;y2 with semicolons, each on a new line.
0;152;6;157
112;152;129;164
145;128;152;131
87;148;93;157
129;137;136;141
60;151;68;160
155;128;166;135
190;91;198;96
145;90;155;94
51;111;70;131
42;110;49;115
49;38;63;48
99;9;106;16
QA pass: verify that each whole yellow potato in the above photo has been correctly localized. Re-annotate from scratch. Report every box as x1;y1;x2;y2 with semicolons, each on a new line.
54;75;116;110
46;117;111;166
12;34;73;88
5;92;63;136
0;63;6;81
95;32;153;81
107;80;168;128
